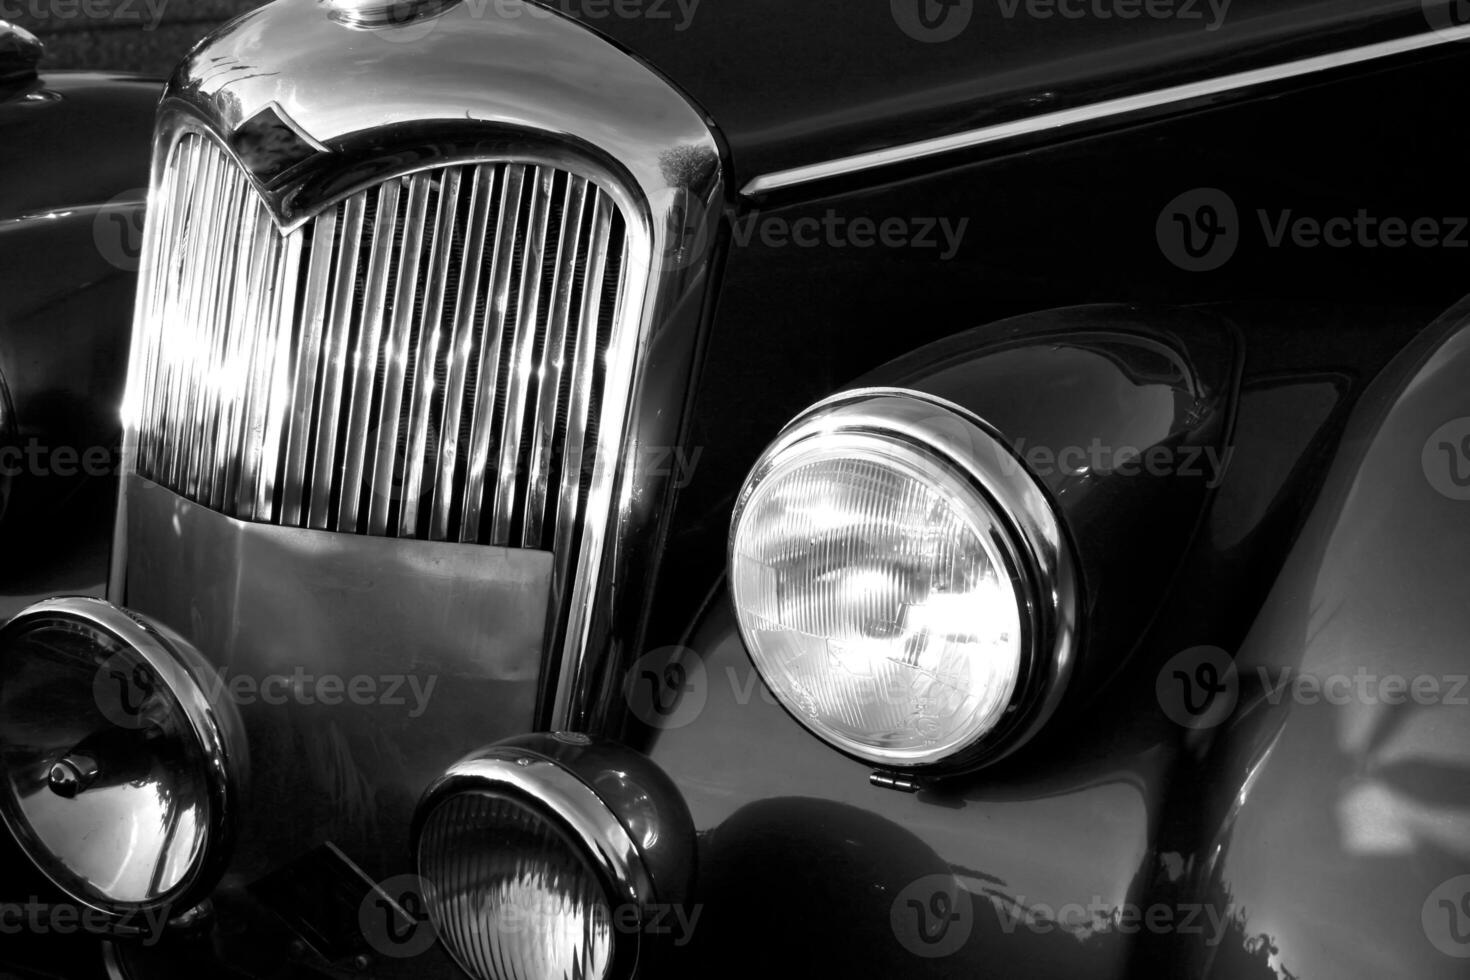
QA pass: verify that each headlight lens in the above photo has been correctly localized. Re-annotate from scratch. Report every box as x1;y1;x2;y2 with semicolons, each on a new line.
414;738;680;980
419;792;616;980
0;598;242;914
729;390;1077;770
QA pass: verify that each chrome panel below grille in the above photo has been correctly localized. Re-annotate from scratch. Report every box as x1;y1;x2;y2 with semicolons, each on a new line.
122;473;548;877
129;132;630;551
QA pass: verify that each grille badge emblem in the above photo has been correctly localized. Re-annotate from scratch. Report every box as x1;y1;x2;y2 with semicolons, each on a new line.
231;103;327;186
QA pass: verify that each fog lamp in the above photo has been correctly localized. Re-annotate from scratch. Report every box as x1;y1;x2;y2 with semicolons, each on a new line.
729;388;1078;772
0;597;243;915
414;734;693;980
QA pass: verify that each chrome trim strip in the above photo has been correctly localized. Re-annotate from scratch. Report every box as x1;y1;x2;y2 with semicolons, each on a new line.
338;179;402;531
461;164;525;544
399;167;462;537
430;164;494;542
280;209;338;525
549;191;612;691
491;166;554;546
368;173;432;536
309;194;366;529
741;25;1470;197
252;227;302;518
524;176;589;547
181;153;226;500
232;210;283;515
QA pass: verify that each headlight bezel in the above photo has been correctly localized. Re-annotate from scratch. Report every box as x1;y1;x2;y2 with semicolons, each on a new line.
727;387;1080;775
0;597;244;917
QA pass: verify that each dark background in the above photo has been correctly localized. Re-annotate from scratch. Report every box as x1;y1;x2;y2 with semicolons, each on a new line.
6;0;262;75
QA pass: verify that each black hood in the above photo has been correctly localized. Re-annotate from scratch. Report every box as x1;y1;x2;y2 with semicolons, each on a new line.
564;0;1442;189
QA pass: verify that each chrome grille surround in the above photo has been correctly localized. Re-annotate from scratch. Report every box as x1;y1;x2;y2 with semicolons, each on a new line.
130;130;633;551
112;0;723;732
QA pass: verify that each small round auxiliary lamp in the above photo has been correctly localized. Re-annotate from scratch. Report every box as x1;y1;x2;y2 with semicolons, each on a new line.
413;733;696;980
0;597;245;920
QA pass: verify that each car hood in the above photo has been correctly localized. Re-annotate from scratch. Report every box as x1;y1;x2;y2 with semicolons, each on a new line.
566;0;1442;190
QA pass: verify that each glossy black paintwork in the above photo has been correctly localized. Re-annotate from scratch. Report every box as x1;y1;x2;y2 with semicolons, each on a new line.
3;4;1470;979
624;40;1470;980
569;0;1457;186
0;71;159;524
876;307;1240;705
1139;302;1470;980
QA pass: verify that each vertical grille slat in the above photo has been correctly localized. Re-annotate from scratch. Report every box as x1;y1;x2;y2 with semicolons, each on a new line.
368;173;432;536
252;228;303;519
523;175;588;547
338;179;403;532
554;189;615;561
227;205;280;512
280;209;339;525
430;164;495;541
131;134;635;557
461;163;526;545
491;165;555;546
308;193;368;530
400;166;463;538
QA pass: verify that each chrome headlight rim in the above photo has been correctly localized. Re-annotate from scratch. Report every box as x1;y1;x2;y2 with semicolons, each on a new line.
414;743;657;980
727;387;1081;774
0;597;242;916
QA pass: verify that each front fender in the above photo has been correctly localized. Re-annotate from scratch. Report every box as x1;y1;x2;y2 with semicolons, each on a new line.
1168;296;1470;979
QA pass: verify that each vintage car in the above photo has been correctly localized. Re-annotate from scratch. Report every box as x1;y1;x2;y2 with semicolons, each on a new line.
1;1;1469;977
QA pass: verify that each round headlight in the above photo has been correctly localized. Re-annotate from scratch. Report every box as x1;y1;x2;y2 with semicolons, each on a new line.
0;598;244;916
414;735;692;980
729;388;1078;772
420;790;619;980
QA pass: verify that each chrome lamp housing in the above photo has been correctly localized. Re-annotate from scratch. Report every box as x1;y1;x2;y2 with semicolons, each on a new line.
729;388;1081;774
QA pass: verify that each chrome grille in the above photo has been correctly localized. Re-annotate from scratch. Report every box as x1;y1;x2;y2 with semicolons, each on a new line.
129;133;630;550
